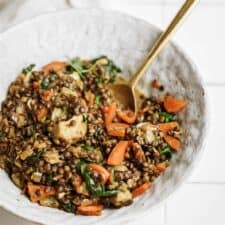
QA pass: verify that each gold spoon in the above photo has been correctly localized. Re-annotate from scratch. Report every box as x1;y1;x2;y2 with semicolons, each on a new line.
110;0;198;113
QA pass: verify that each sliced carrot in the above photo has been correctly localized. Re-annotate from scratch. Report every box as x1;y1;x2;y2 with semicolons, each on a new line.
42;61;65;75
36;106;48;122
164;96;187;113
106;122;129;137
104;102;117;125
107;141;129;166
163;134;181;151
101;106;109;113
132;181;152;198
42;89;54;102
158;122;179;132
85;91;95;106
27;182;56;202
132;143;145;161
89;164;110;184
108;170;114;184
117;110;137;124
151;79;161;89
138;106;149;115
156;162;167;173
77;205;103;216
32;81;39;89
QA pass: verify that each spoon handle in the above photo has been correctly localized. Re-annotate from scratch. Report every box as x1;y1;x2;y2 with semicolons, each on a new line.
129;0;198;88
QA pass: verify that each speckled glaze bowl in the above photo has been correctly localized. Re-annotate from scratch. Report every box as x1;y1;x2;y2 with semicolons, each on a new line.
0;9;208;225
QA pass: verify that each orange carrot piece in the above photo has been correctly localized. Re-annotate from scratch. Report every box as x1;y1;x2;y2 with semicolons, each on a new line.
132;182;152;198
42;61;65;75
42;89;54;101
101;106;109;113
36;106;48;121
138;106;149;115
108;170;114;184
107;141;129;166
151;79;161;89
158;122;179;132
104;102;117;125
32;81;39;89
77;205;103;216
156;162;167;173
132;143;145;161
117;110;137;124
27;182;56;202
164;96;187;113
163;135;181;151
106;122;129;137
89;164;110;184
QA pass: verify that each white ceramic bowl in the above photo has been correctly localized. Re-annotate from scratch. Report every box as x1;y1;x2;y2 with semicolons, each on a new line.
0;9;208;225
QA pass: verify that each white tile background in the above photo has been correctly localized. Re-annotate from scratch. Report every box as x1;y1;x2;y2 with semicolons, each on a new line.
0;0;225;225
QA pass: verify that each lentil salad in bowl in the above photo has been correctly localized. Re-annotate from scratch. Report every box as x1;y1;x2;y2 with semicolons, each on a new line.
0;9;208;225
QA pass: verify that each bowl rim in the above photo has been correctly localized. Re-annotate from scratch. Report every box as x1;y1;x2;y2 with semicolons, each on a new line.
0;8;210;225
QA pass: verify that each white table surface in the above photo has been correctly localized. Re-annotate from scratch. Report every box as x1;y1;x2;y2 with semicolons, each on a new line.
1;0;225;225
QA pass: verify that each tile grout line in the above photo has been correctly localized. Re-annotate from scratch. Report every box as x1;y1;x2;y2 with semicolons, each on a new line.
163;203;167;225
187;181;225;186
206;82;225;87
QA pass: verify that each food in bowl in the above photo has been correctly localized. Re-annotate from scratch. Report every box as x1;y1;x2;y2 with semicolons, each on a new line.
0;56;187;216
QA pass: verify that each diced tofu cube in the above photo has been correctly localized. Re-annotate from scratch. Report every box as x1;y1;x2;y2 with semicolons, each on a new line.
53;115;87;144
110;189;132;207
137;122;157;144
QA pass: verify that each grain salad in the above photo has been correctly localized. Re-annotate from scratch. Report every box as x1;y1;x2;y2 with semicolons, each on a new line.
0;56;187;216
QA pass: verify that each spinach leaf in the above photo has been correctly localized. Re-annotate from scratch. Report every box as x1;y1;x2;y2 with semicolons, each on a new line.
160;147;172;159
76;160;118;197
159;111;176;122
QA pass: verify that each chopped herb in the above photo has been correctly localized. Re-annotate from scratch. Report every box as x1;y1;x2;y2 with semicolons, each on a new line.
81;144;93;151
67;58;85;80
160;147;172;159
92;56;121;83
34;132;40;139
41;76;50;89
46;173;54;185
0;133;5;142
96;77;104;86
22;64;35;75
65;203;75;213
95;95;101;105
159;111;176;122
108;74;116;84
82;115;88;123
26;126;34;137
32;151;44;161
